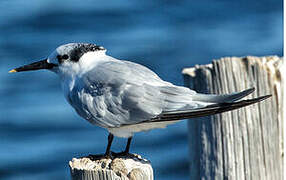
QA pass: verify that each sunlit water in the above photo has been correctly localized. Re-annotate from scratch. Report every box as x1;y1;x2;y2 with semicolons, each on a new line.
0;0;282;179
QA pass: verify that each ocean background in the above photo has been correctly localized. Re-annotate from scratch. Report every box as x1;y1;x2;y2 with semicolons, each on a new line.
0;0;282;179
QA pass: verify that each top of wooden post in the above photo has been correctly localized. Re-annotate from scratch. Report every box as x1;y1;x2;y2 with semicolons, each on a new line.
69;154;153;180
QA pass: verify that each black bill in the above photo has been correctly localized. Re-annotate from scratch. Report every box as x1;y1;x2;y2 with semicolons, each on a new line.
9;59;56;73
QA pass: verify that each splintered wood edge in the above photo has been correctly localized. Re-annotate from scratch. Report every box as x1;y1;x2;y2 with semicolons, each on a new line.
182;55;285;124
183;55;284;99
182;56;284;79
69;154;153;180
183;55;284;179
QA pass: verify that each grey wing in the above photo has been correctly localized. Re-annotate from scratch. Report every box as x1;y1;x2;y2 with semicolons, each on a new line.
77;60;195;127
72;60;259;128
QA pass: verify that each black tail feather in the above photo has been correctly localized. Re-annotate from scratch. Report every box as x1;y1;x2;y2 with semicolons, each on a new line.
150;95;271;122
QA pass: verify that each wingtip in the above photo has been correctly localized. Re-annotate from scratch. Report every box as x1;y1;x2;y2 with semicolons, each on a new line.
258;94;272;101
250;94;272;103
239;88;272;103
249;87;255;92
243;87;255;95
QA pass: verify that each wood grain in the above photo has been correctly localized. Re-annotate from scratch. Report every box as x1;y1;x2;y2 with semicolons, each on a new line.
69;154;153;180
183;56;284;180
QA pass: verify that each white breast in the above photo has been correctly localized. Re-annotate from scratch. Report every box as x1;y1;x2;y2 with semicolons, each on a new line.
107;120;180;138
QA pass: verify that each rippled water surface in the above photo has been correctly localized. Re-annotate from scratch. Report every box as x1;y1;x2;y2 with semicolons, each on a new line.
0;0;282;179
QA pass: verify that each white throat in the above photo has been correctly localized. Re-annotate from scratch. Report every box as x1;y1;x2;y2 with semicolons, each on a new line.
59;50;109;93
59;50;108;77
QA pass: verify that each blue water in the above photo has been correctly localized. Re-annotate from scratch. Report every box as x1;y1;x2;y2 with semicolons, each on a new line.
0;0;282;179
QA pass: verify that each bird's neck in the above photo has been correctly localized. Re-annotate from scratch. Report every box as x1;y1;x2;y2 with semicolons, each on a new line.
59;51;112;91
60;51;109;77
79;51;108;73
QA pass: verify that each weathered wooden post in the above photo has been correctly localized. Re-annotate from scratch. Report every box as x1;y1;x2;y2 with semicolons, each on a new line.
69;154;153;180
182;56;284;180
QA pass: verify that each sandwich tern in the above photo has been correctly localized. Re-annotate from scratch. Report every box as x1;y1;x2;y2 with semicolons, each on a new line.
9;43;271;156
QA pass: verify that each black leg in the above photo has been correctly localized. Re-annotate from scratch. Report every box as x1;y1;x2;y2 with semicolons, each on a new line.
124;136;133;154
111;136;133;157
105;133;114;156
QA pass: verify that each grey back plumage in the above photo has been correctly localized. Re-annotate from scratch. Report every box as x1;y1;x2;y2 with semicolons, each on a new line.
66;57;265;129
67;59;199;128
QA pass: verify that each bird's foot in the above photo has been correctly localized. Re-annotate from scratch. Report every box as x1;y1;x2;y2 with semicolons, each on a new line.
88;154;107;161
87;151;114;160
103;151;113;159
87;151;134;161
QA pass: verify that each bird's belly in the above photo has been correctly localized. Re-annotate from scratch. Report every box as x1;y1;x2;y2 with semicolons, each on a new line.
107;120;180;138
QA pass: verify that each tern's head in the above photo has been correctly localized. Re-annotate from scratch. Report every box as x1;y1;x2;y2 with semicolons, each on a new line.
9;43;106;75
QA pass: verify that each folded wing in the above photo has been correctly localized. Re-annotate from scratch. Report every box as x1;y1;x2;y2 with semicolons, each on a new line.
76;59;270;128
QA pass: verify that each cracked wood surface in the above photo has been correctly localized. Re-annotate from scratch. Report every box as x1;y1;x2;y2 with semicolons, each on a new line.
183;56;284;180
69;154;153;180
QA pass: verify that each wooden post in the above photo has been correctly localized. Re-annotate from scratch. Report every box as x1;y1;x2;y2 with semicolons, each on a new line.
182;56;284;180
69;154;153;180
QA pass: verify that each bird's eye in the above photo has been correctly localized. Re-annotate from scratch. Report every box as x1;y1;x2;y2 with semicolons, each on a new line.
62;54;69;60
57;54;69;64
